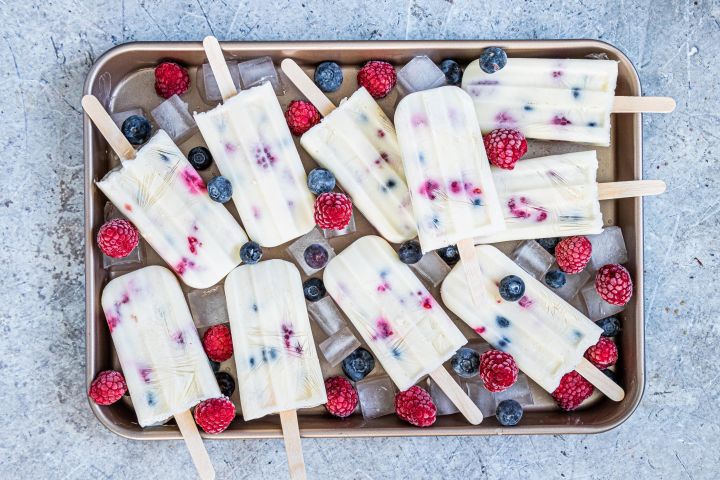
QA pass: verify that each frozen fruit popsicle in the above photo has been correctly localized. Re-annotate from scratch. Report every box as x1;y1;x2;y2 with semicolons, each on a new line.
194;37;315;248
324;235;483;425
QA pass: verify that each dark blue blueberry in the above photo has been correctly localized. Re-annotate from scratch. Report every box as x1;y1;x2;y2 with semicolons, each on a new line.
472;198;483;206
146;391;157;406
398;240;423;264
478;47;508;74
451;347;480;378
496;316;510;328
187;146;213;170
240;241;263;264
602;369;620;384
251;303;258;312
342;347;375;381
267;347;278;360
207;176;233;203
121;115;151;145
439;59;463;86
386;179;397;189
249;357;256;367
307;168;336;195
304;243;329;269
523;104;534;111
595;316;621;337
391;346;402;358
314;61;343;93
215;371;236;397
495;399;523;426
536;237;560;255
209;360;221;372
499;275;525;302
497;339;508;349
544;270;567;289
571;87;581;99
437;244;460;266
573;329;583;339
302;277;326;302
588;121;598;127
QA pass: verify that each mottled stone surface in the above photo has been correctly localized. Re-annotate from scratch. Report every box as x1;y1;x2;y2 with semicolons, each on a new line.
0;1;718;478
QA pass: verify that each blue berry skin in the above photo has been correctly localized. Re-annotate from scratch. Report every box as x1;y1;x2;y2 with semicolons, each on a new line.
215;372;236;397
240;241;263;264
314;62;343;93
207;176;233;203
307;168;336;195
342;347;375;381
398;240;423;264
188;146;213;170
495;399;523;426
602;369;620;384
595;316;621;337
440;59;463;86
545;270;567;289
437;244;460;266
302;278;326;302
499;275;525;301
536;237;560;255
304;243;329;269
451;347;480;378
209;360;221;372
121;115;152;145
479;47;508;74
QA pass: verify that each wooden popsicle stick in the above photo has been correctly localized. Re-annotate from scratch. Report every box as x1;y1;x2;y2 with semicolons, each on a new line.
575;358;625;402
81;95;136;161
279;410;307;480
457;239;488;307
612;96;676;113
175;410;216;480
202;36;238;102
281;58;337;117
429;366;483;425
597;179;666;200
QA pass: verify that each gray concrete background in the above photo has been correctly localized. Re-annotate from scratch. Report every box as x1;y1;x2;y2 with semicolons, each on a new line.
0;0;717;478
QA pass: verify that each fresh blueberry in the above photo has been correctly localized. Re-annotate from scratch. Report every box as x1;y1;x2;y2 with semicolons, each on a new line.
545;270;567;289
304;243;329;269
478;47;508;74
595;316;621;337
314;61;343;93
121;115;151;145
495;399;523;426
307;168;336;195
499;275;525;302
240;241;263;264
536;237;560;255
215;372;236;397
440;59;463;86
303;277;326;302
342;347;375;381
398;240;423;264
437;244;460;266
207;176;233;203
451;347;480;378
187;146;213;170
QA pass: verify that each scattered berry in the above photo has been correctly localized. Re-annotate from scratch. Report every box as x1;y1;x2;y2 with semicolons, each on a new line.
536;237;560;255
314;61;343;92
451;347;480;378
437;244;460;266
307;168;336;195
154;62;190;99
187;146;213;170
555;236;592;274
304;243;329;269
595;316;621;337
479;349;518;392
121;115;151;145
97;219;139;258
545;269;567;289
88;370;127;405
342;347;375;381
215;372;236;397
440;59;463;86
395;386;436;427
584;337;618;368
324;376;359;418
285;100;321;136
240;241;263;264
303;277;326;302
478;47;508;74
357;61;397;99
194;397;236;434
595;264;633;306
398;240;423;264
552;371;594;411
202;324;233;362
483;129;527;169
207;176;232;203
499;275;525;302
495;399;523;426
314;192;353;230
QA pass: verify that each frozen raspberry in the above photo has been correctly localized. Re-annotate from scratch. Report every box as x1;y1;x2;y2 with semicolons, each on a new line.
595;264;633;306
202;324;233;362
154;62;190;98
97;219;139;258
194;397;236;434
285;100;321;136
314;192;353;230
357;61;397;99
394;386;436;427
324;376;358;418
552;371;594;411
479;349;519;392
88;370;127;405
555;236;592;274
584;338;618;368
483;129;528;169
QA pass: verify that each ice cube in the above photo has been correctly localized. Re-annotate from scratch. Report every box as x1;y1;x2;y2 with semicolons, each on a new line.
322;213;357;239
464;338;492;356
427;377;458;416
110;108;146;129
511;240;555;280
307;296;347;336
151;94;197;144
356;375;397;420
587;227;628;271
319;327;362;366
461;379;496;417
200;61;242;102
187;284;230;328
287;228;336;275
397;56;447;95
581;284;625;320
567;293;588;316
409;251;451;287
492;373;534;407
238;56;284;95
546;265;592;302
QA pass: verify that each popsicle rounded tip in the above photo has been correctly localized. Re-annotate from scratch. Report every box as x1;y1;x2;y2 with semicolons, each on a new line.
202;35;219;47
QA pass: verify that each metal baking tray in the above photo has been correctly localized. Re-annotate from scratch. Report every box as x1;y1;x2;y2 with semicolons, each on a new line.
84;40;644;439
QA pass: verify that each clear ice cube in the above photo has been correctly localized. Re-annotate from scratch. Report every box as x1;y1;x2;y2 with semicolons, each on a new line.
397;56;447;95
187;284;230;328
238;56;284;95
110;108;146;129
581;284;625;320
427;377;458;416
462;379;496;418
287;228;336;275
567;293;588;316
409;251;451;287
356;375;397;420
307;296;347;336
492;373;534;407
322;213;357;239
151;94;197;144
547;265;592;303
587;227;628;271
319;327;362;366
200;61;242;103
511;240;555;280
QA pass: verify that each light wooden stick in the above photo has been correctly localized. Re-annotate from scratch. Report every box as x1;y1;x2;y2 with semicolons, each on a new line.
202;36;238;102
575;358;625;401
175;410;216;480
612;96;676;113
279;410;307;480
429;366;484;425
597;179;666;200
281;58;337;117
457;239;488;308
81;95;136;161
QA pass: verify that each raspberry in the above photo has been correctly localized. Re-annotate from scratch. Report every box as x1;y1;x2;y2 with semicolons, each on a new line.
154;62;190;99
88;370;127;405
394;386;436;427
285;100;320;136
479;349;519;392
552;371;594;411
324;376;359;418
584;338;618;368
97;219;139;258
314;192;353;230
202;324;233;362
357;61;397;99
194;397;236;434
555;236;592;274
595;264;633;306
483;129;527;169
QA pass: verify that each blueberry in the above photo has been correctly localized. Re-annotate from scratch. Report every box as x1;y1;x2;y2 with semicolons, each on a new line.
215;371;236;397
209;360;221;372
478;47;508;74
536;237;560;255
495;399;523;426
398;240;423;264
207;176;233;203
595;316;621;337
240;241;263;264
304;243;329;269
187;146;213;170
602;369;620;384
440;59;463;86
121;115;151;145
342;347;375;381
437;244;460;266
307;168;336;195
303;277;326;302
314;61;343;93
499;275;525;301
451;347;480;378
544;270;567;289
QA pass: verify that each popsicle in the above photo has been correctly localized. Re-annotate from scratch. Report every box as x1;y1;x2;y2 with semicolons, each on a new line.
440;244;624;401
194;37;315;247
101;266;220;479
324;235;484;425
225;259;326;480
280;58;417;244
83;95;248;289
462;57;675;146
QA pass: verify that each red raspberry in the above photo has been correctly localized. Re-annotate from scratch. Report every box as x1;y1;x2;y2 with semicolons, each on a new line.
555;236;592;274
285;100;321;136
483;129;528;169
194;397;236;434
584;338;618;368
479;349;519;392
357;61;397;99
88;370;127;405
97;219;139;258
394;386;436;427
154;62;190;98
324;376;359;418
552;371;594;411
595;264;633;306
314;192;353;230
202;324;233;362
